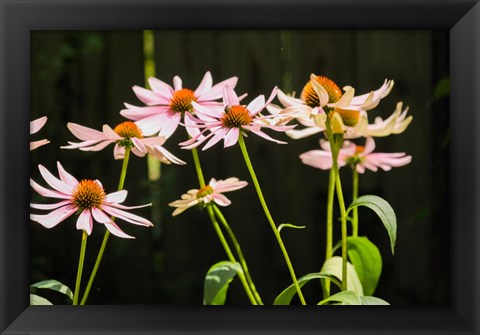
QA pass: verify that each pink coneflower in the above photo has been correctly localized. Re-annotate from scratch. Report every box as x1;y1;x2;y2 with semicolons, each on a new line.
120;71;238;139
180;85;294;150
61;121;185;165
169;177;248;216
30;116;50;150
30;162;153;239
300;137;412;173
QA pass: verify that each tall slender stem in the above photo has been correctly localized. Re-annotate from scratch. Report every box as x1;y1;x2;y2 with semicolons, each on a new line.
189;145;258;304
326;122;348;291
80;147;131;305
73;231;88;305
213;204;263;305
351;168;359;237
323;167;336;297
206;206;257;305
237;134;306;305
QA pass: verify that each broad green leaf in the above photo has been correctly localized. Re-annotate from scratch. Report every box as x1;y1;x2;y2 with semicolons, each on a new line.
30;294;52;305
321;256;363;295
318;290;390;305
360;296;390;305
333;237;382;296
31;279;73;301
203;261;242;305
273;272;341;305
347;195;397;254
278;223;306;234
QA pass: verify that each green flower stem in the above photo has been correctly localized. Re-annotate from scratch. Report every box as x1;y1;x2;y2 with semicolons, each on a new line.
73;231;88;305
237;133;306;305
326;122;348;291
191;147;206;188
206;205;258;305
323;167;336;298
212;204;263;305
352;168;359;237
190;146;258;305
80;147;131;305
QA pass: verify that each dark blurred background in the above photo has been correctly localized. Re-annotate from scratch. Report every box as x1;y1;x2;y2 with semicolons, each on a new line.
30;30;449;305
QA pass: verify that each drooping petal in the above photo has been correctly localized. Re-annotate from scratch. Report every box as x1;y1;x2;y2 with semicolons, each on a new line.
79;140;115;152
30;205;77;228
276;89;304;107
286;127;323;139
212;193;231;206
67;123;107;141
30;139;50;151
121;104;170;121
213;178;248;193
299;150;334;170
30;200;71;210
158;113;182;138
247;128;287;144
76;209;93;235
223;128;240;147
202;128;229;150
101;205;153;227
30;179;71;199
132;85;169;106
102;125;123;141
246;95;265;115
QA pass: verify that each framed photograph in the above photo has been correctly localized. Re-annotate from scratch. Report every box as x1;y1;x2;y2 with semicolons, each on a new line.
1;0;479;334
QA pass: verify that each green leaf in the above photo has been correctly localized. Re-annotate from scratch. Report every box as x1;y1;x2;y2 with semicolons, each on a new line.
30;279;74;301
30;294;53;305
203;261;242;305
278;223;306;234
321;256;363;295
318;290;390;305
273;272;341;305
347;195;397;254
333;237;382;296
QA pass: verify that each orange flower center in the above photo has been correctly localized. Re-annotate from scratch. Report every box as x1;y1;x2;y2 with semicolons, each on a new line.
221;106;252;128
355;145;365;154
197;185;214;199
301;76;343;107
72;180;106;210
113;121;143;139
170;88;198;113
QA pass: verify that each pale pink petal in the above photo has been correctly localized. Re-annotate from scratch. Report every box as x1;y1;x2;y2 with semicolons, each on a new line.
158;113;182;138
56;162;78;187
148;77;174;99
61;140;102;150
277;89;304;107
299;150;334;170
131;146;146;158
135;114;168;136
194;71;213;97
247;128;287;144
140;136;166;146
246;95;265;115
76;209;93;235
223;85;240;106
200;76;238;101
67;123;107;141
184;113;203;138
213;178;248;193
30;179;71;199
212;193;231;206
105;190;128;203
180;131;215;150
202;128;229;151
30;205;77;228
132;137;147;155
362;137;376;155
102;125;123;140
38;164;74;194
223;128;240;147
30;200;71;210
103;220;135;239
173;76;182;91
151;145;186;165
192;101;224;119
91;207;111;223
101;205;153;227
132;86;169;106
286;127;323;139
30;139;50;151
121;104;170;121
114;143;125;159
79;140;115;152
30;116;48;134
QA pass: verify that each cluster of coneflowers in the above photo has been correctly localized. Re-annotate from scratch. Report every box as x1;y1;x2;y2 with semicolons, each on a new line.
30;71;412;305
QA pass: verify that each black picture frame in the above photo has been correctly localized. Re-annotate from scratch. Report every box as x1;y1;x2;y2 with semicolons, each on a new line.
1;0;479;334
